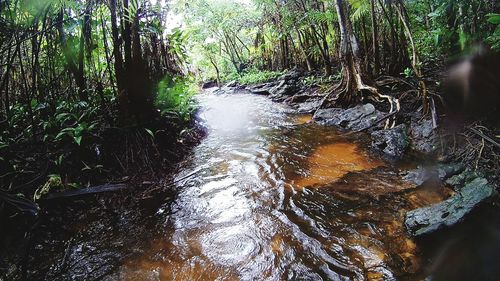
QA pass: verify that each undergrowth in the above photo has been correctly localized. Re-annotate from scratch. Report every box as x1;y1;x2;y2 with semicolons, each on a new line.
156;75;198;121
224;68;284;85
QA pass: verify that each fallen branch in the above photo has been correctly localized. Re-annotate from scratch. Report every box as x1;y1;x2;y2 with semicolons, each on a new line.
469;128;500;149
42;183;129;200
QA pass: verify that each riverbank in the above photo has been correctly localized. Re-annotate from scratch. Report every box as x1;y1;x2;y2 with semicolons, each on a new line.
2;84;498;280
0;113;206;280
214;69;499;277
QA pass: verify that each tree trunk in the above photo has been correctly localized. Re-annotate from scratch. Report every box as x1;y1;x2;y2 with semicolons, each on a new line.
209;56;221;86
57;8;86;101
109;0;127;119
332;0;371;105
371;0;380;76
309;25;332;75
318;0;398;123
394;0;428;113
297;29;313;71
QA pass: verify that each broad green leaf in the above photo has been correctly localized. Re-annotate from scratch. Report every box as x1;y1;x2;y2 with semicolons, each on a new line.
487;13;500;25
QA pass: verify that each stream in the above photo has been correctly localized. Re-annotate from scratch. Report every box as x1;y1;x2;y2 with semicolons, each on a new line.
114;90;452;280
13;90;464;281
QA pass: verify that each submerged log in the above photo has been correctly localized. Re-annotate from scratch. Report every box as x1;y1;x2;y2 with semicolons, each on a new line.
405;177;496;236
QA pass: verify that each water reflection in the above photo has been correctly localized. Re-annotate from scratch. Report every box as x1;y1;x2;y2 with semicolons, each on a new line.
119;92;451;280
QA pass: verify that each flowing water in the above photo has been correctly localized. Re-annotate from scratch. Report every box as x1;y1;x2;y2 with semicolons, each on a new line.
117;91;453;280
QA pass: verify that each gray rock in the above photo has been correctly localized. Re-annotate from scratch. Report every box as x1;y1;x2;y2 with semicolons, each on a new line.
446;170;479;188
269;80;299;101
249;87;271;95
370;124;409;158
437;163;465;181
404;163;465;186
410;115;438;154
201;80;218;89
278;69;303;81
405;177;496;236
213;87;231;95
404;166;437;186
296;99;322;113
248;81;279;95
224;80;238;88
313;103;385;131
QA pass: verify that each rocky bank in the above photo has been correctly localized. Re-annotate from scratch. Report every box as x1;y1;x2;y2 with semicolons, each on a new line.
213;69;498;238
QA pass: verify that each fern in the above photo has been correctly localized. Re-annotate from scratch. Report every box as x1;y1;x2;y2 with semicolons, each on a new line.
350;0;370;23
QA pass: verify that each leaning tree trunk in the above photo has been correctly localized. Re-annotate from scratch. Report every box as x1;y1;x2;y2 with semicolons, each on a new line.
318;0;398;126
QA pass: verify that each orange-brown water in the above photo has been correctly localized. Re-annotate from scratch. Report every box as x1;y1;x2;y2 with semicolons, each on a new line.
116;92;452;280
293;142;382;189
294;114;313;125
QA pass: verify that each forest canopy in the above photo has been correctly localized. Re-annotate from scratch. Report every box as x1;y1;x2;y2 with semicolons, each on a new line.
173;0;499;86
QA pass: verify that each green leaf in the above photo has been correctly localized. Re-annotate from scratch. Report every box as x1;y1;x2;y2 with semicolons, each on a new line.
74;135;82;146
55;131;69;140
487;13;500;25
144;128;155;138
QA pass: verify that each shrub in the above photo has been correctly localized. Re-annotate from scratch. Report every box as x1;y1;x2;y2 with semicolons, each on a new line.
155;75;198;121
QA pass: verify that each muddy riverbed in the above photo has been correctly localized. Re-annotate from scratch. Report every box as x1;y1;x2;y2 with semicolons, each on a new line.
5;90;495;281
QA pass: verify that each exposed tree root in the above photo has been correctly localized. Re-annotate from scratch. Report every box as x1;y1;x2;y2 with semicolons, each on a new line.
316;0;401;128
317;71;400;129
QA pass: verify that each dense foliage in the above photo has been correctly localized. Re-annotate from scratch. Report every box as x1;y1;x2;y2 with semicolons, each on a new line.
177;0;499;83
1;0;499;212
0;0;197;200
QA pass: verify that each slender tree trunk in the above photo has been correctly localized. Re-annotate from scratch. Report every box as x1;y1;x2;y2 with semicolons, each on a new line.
332;0;370;104
109;0;127;120
394;0;428;113
209;56;220;86
57;8;86;100
361;17;370;73
310;25;332;75
371;0;380;76
297;29;313;71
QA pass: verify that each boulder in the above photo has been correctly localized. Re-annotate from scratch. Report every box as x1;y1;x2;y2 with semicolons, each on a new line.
446;170;479;188
313;103;385;131
404;163;465;186
213;87;230;95
295;99;323;113
370;124;409;158
247;81;279;96
405;177;496;236
278;68;303;82
409;115;439;154
269;82;299;101
224;80;238;88
201;81;218;89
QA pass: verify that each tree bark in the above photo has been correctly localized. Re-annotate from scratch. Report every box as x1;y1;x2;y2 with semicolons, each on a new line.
370;0;380;76
209;56;221;86
318;0;398;126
